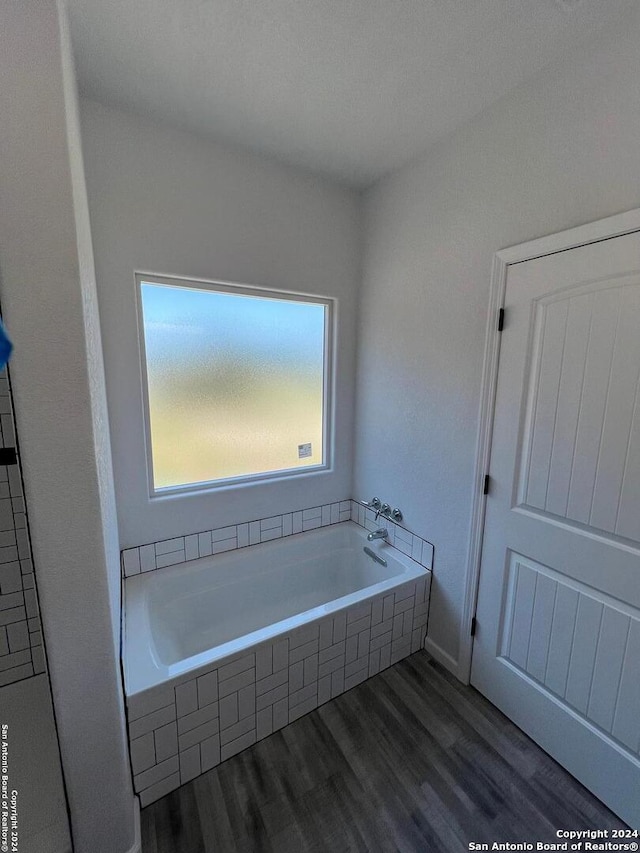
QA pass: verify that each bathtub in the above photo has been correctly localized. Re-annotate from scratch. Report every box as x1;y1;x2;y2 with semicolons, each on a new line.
123;521;431;806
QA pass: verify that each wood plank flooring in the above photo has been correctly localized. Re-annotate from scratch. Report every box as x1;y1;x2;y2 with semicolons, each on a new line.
141;651;627;852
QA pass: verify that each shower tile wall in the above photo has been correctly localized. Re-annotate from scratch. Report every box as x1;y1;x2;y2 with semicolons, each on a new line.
0;368;45;686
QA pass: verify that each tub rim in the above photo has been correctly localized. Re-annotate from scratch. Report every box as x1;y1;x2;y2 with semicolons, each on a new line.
124;521;429;696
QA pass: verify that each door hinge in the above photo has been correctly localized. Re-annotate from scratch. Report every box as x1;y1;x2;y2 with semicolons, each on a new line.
483;474;490;495
471;617;477;637
498;307;505;331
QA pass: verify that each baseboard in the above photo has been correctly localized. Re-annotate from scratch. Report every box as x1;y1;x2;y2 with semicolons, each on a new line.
125;797;141;853
423;636;463;682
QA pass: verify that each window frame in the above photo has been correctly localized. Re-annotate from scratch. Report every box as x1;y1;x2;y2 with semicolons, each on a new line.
135;272;335;498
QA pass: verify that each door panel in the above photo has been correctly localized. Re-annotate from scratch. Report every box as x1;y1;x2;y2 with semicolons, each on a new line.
518;275;640;538
499;552;640;742
471;231;640;826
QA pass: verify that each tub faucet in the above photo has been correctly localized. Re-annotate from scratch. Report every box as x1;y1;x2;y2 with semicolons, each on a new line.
367;528;388;542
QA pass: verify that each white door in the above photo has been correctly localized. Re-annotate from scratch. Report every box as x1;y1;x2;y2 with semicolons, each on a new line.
471;230;640;826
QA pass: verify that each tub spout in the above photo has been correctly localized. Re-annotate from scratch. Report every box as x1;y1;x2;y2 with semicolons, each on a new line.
367;528;388;542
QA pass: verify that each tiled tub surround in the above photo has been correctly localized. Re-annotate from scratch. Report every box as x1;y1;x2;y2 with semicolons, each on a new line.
353;501;435;568
121;499;434;577
123;523;431;806
0;368;45;686
122;501;354;576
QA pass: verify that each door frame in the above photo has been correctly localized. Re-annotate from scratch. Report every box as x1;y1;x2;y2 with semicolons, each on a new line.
458;207;640;685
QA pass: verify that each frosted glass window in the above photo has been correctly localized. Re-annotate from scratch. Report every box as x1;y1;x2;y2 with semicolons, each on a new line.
138;276;331;493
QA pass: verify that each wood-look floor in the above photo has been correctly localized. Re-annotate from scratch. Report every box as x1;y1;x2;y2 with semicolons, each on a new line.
141;651;626;852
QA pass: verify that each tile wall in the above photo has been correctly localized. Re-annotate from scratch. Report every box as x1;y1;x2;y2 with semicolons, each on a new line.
127;573;431;806
122;500;434;576
353;502;435;570
0;368;45;686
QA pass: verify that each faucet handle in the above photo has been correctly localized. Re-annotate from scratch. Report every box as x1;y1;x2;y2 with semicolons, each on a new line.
360;497;381;511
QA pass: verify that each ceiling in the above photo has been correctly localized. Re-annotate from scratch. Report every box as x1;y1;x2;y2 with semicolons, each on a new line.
67;0;635;188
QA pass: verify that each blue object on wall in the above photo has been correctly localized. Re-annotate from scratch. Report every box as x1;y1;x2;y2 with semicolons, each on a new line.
0;320;13;369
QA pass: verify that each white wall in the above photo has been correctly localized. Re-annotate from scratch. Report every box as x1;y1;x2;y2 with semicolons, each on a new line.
355;5;640;676
0;3;136;852
80;100;361;548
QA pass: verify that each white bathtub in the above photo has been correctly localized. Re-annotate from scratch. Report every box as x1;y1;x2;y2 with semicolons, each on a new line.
124;521;427;695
